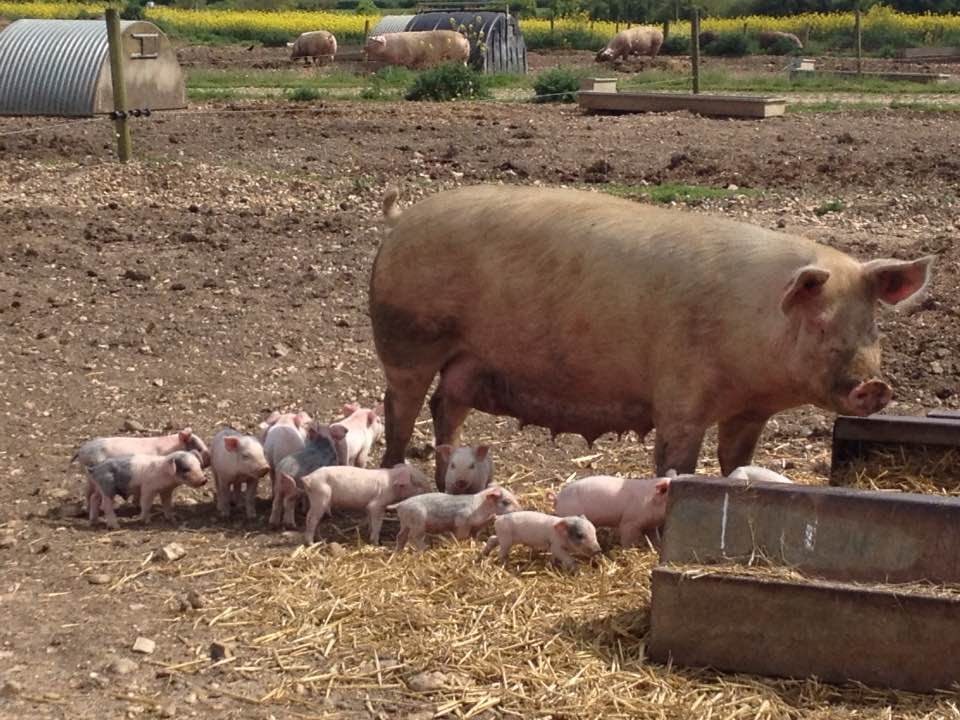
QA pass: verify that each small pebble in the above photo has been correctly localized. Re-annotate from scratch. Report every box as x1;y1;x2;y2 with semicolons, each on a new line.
132;637;155;655
87;573;112;585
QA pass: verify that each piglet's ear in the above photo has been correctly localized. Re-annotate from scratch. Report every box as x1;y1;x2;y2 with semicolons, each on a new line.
474;445;490;462
655;479;670;495
342;403;359;416
329;424;348;441
862;255;935;307
391;467;412;489
554;519;568;535
486;488;503;502
780;266;831;315
224;436;240;451
166;458;178;476
366;411;378;428
178;429;193;442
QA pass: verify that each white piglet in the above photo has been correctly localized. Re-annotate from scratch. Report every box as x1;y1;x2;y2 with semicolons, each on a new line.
211;429;271;520
438;444;493;494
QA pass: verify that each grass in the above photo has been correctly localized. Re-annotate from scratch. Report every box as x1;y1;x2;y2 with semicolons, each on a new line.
814;198;845;216
591;182;757;204
788;99;960;112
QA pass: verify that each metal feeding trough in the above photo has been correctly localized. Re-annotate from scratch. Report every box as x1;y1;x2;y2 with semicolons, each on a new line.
789;59;952;84
577;78;787;119
647;476;960;692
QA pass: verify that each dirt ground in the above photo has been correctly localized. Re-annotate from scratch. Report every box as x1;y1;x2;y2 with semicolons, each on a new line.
2;47;960;719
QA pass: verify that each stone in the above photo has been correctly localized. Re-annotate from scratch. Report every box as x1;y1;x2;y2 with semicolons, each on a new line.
122;419;146;433
87;573;112;585
209;642;232;661
186;589;205;609
326;542;346;560
407;670;453;693
1;679;23;697
159;701;176;718
0;537;15;550
155;543;186;562
109;658;138;675
270;343;291;358
132;637;155;655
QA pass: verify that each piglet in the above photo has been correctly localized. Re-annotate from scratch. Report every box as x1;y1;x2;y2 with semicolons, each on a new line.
210;429;271;520
331;403;384;467
260;411;312;497
552;474;671;548
294;463;432;545
438;444;493;495
394;485;521;551
269;423;349;528
728;465;793;484
86;451;207;529
481;511;602;570
73;428;211;468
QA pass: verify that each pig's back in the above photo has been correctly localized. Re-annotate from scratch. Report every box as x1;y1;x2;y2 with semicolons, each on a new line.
555;475;628;526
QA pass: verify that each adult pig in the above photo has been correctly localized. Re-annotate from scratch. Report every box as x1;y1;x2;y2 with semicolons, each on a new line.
268;423;348;528
210;429;271;520
596;26;663;62
553;475;671;547
86;451;206;529
437;444;493;494
369;185;934;481
73;428;211;469
758;30;803;51
290;30;337;65
364;30;470;70
332;403;384;467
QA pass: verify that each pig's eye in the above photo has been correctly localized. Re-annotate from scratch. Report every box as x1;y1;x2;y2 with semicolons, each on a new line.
469;463;475;470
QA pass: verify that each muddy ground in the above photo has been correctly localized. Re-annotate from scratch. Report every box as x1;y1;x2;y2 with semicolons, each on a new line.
1;48;960;719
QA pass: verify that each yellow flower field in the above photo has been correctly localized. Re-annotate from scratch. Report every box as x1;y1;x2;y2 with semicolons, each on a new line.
0;1;958;48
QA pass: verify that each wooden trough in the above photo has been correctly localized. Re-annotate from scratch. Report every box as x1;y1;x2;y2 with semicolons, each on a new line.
647;476;960;692
898;46;960;63
789;59;952;84
576;78;787;119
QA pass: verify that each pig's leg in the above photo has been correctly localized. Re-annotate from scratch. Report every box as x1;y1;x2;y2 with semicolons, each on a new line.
159;488;176;522
303;485;331;544
86;481;98;524
429;385;472;491
101;494;120;530
214;470;231;519
480;535;499;559
453;519;473;541
244;478;259;521
395;526;410;551
269;488;284;527
139;486;156;524
367;502;385;545
653;420;706;476
282;493;299;529
717;416;768;477
380;369;435;468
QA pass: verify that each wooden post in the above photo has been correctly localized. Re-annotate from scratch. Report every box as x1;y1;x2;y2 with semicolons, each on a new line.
855;7;862;76
663;19;669;41
674;0;679;21
691;7;700;94
105;9;131;163
615;21;619;33
550;14;554;34
364;18;370;38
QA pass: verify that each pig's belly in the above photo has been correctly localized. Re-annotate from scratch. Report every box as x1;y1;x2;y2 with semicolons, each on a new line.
438;355;654;443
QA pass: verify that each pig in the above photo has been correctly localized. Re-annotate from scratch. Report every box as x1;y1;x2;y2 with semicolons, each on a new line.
210;429;271;520
332;403;384;467
552;475;671;548
85;451;206;529
596;26;663;62
728;465;793;484
364;30;470;70
259;411;312;497
481;511;602;570
394;485;521;551
268;423;349;528
369;185;934;483
294;463;432;545
437;444;493;494
72;428;211;469
290;30;337;65
758;30;803;51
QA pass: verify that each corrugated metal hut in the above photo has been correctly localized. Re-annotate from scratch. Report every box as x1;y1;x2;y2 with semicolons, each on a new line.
370;11;526;74
0;19;186;117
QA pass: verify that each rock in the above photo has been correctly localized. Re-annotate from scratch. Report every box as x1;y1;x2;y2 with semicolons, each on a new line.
109;658;138;675
1;679;23;697
123;268;152;282
726;183;739;190
0;537;16;550
48;488;70;500
209;642;233;661
407;670;456;693
183;693;198;705
326;542;347;560
170;282;186;291
88;672;109;689
932;360;944;375
87;573;112;585
132;637;156;655
186;589;205;609
270;343;291;358
159;701;176;718
155;542;186;562
123;419;146;432
936;386;954;400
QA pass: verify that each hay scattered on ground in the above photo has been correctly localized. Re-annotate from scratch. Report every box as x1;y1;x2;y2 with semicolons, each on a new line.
835;447;960;496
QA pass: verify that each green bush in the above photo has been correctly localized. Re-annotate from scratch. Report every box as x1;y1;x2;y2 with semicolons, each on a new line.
703;33;756;57
121;0;146;20
532;67;580;102
287;86;322;102
660;34;690;55
405;63;490;101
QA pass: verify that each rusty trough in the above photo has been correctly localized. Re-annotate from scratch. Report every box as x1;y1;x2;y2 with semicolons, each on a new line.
647;476;960;692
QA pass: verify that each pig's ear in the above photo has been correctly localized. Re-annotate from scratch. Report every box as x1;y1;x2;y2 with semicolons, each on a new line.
554;519;569;535
780;265;831;315
862;255;935;307
391;466;412;489
329;424;348;441
166;458;178;476
342;403;359;416
474;445;490;462
224;436;240;451
179;429;193;443
655;479;671;495
486;488;503;502
366;410;378;427
436;445;453;461
293;414;303;429
263;411;280;426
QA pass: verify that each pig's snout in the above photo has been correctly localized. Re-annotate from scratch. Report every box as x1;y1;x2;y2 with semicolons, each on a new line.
845;379;892;416
257;465;271;477
187;473;207;487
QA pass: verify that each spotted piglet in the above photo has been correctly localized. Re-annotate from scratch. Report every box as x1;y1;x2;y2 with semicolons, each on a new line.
393;485;521;551
86;451;207;529
481;511;602;570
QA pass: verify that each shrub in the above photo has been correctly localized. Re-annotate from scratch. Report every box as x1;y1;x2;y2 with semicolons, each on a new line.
703;32;756;57
661;34;690;55
763;34;802;55
405;63;490;101
121;0;146;20
532;67;580;103
287;86;322;102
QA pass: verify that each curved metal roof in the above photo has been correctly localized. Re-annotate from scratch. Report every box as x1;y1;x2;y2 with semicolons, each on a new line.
0;19;139;117
370;15;415;37
407;11;504;36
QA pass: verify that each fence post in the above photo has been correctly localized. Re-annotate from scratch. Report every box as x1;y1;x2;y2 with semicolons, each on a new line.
105;9;131;163
364;18;370;38
550;14;554;34
855;7;862;76
691;7;700;94
663;19;669;41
